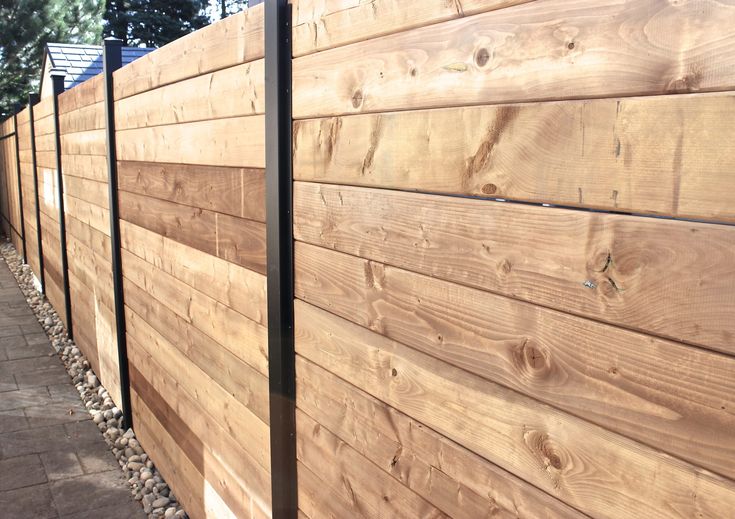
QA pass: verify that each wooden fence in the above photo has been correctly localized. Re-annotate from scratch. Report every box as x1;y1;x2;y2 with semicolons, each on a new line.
1;1;734;518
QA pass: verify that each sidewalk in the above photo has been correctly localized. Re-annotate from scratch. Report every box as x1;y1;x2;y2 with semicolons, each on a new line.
0;257;145;518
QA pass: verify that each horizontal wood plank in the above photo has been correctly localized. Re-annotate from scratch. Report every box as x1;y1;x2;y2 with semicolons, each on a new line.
113;4;264;100
295;299;735;519
293;93;735;221
292;0;735;118
294;242;735;479
59;101;105;133
118;161;265;222
294;183;735;353
60;129;106;156
115;60;264;129
115;115;265;168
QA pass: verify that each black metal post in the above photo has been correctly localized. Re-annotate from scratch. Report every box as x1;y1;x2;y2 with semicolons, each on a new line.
265;1;297;517
50;69;73;339
13;113;27;263
103;38;133;430
28;93;45;294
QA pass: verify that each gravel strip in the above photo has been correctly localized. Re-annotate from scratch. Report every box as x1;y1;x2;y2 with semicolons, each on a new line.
0;241;188;519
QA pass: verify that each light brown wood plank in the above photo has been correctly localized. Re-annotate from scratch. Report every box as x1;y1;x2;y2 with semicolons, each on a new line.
294;93;735;221
292;0;533;56
295;299;735;519
297;355;584;518
16;107;30;126
60;129;106;156
296;408;449;518
118;161;265;222
297;461;362;519
58;75;104;114
113;4;264;100
116;115;264;168
294;242;735;480
62;154;108;183
292;0;735;118
33;97;55;120
64;194;110;237
125;294;271;471
295;183;735;354
121;220;266;326
63;175;109;210
115;60;264;130
122;248;269;377
59;101;105;133
215;211;267;275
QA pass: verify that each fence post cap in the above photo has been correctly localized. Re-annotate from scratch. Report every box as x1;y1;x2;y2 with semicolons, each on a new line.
49;68;66;78
104;37;124;47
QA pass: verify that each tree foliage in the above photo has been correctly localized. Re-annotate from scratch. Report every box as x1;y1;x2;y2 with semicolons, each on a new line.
103;0;209;47
0;0;104;118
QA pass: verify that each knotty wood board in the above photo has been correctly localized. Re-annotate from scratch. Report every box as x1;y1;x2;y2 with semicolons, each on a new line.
294;242;735;479
121;247;269;378
119;190;266;274
295;299;735;519
64;194;110;237
115;115;265;168
297;356;584;518
118;161;265;222
113;4;264;100
125;292;271;471
297;460;362;519
115;60;264;130
121;220;266;326
295;183;735;354
292;0;735;118
292;0;534;57
293;93;735;221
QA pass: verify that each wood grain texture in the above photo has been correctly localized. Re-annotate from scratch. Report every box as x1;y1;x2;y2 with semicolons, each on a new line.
16;107;30;126
59;101;105;133
293;0;735;118
296;408;449;519
294;242;735;480
60;129;106;156
293;93;735;221
57;75;104;114
63;175;109;210
297;356;584;518
115;115;264;168
295;299;735;519
295;183;735;354
125;290;271;471
121;220;266;326
118;161;265;222
122;248;269;377
115;60;264;129
119;191;266;274
297;460;362;519
292;0;534;57
113;3;264;100
62;154;108;183
33;97;54;120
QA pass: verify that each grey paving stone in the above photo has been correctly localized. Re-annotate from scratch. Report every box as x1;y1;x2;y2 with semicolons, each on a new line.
0;409;29;434
0;424;67;458
46;383;81;403
24;401;89;429
49;471;133;516
74;440;119;474
63;419;104;444
0;387;55;411
0;355;60;377
26;333;51;346
3;342;54;361
59;500;146;519
15;366;71;389
40;451;84;481
0;372;17;392
0;325;22;338
0;483;58;519
0;454;47;491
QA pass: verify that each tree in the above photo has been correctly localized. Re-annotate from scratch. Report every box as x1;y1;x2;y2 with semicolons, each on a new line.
103;0;209;48
213;0;248;21
0;0;104;118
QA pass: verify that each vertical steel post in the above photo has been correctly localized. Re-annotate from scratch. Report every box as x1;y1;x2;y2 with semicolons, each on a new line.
103;38;133;430
13;113;27;263
50;69;73;339
265;0;297;517
28;93;45;294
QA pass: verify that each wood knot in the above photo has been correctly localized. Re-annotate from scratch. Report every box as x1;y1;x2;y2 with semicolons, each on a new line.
409;67;417;77
475;48;490;67
481;183;498;195
498;259;512;275
391;368;398;377
512;340;551;379
523;429;566;473
352;89;364;108
567;41;575;50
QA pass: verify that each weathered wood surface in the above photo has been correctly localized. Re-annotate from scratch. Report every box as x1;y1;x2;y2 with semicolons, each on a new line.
119;190;266;274
295;299;735;519
115;60;264;129
291;0;534;56
293;93;735;221
293;0;735;118
58;75;104;114
118;161;265;222
294;241;735;480
59;101;105;133
294;183;735;354
116;115;265;168
297;356;584;518
113;3;264;100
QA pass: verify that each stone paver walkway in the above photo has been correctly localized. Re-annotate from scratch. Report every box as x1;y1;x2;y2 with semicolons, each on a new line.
0;257;145;518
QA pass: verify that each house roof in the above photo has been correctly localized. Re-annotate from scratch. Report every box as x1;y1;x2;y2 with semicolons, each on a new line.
44;43;154;92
